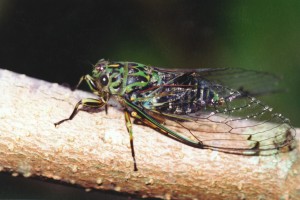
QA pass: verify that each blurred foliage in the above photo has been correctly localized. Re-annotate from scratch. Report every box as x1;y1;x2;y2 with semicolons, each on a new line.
223;1;300;128
0;0;299;199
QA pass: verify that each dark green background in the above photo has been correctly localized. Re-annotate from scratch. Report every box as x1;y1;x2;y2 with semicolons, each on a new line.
0;0;299;199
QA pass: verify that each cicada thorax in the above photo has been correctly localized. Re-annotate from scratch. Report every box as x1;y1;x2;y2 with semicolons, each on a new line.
124;63;153;93
101;61;160;98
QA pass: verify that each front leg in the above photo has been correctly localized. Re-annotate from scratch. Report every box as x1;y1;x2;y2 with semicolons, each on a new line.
73;74;97;92
54;98;105;127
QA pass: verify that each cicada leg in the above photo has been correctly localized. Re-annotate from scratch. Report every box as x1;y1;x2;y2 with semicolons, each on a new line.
124;110;138;171
73;74;96;92
54;98;105;127
74;74;109;115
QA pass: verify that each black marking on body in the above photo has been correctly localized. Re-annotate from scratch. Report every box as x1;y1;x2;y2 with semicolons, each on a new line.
153;74;217;115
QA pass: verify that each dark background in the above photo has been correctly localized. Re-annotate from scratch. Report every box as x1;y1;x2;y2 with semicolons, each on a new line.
0;0;299;199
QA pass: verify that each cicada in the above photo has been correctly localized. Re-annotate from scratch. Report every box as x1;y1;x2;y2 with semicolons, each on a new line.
55;59;296;171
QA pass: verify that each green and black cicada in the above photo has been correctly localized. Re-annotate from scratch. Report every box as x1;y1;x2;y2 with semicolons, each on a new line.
55;59;296;171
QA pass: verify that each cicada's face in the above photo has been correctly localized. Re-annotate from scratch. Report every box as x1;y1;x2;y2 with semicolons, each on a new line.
92;59;110;92
92;59;108;77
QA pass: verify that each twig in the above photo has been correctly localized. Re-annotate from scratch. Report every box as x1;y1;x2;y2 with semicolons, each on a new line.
0;68;299;200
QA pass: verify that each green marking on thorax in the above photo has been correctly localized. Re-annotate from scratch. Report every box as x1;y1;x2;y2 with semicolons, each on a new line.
121;62;129;95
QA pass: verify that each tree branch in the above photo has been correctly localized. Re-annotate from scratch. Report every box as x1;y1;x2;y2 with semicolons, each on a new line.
0;68;299;200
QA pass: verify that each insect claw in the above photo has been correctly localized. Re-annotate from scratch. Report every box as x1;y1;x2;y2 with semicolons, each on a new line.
134;164;138;171
54;119;68;127
54;122;61;127
105;105;108;115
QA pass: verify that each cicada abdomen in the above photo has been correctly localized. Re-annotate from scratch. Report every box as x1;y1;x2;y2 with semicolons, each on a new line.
134;69;296;155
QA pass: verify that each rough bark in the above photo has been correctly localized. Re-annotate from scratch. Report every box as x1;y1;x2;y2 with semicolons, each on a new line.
0;68;299;200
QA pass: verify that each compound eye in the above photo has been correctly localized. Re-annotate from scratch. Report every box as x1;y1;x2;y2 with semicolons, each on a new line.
95;65;104;71
100;75;108;86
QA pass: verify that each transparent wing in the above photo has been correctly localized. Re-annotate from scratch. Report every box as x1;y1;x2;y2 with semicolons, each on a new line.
154;67;282;96
135;71;295;155
196;68;283;96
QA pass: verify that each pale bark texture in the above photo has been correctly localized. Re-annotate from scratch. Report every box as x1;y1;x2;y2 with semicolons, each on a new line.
0;68;299;200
